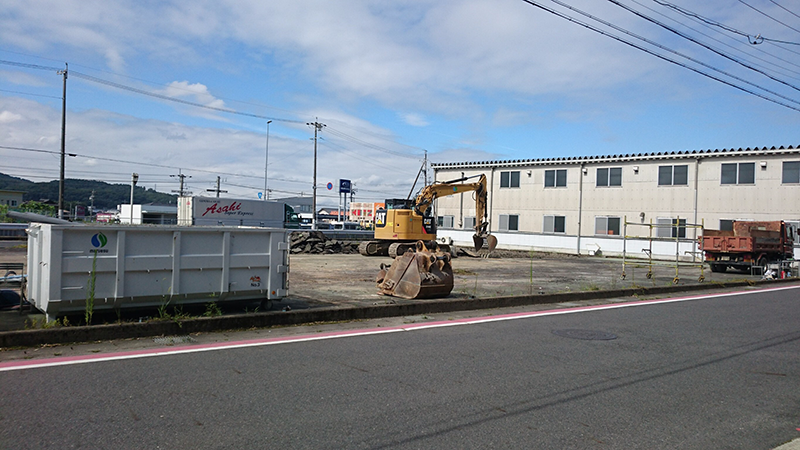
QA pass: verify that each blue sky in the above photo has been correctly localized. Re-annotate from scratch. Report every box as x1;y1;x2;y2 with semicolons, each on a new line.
0;0;798;205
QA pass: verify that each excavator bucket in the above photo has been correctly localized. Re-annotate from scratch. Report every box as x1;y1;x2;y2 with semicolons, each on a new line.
473;233;498;253
376;241;454;299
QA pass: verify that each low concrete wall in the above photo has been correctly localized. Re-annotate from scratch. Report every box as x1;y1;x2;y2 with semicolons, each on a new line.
442;229;702;260
3;278;796;348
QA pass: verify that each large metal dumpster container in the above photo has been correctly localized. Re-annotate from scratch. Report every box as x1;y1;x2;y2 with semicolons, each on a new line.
26;224;290;320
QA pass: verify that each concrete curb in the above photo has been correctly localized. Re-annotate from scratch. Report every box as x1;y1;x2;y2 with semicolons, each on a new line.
2;278;798;348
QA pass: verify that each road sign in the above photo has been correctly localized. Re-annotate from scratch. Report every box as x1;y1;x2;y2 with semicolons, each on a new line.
327;182;333;190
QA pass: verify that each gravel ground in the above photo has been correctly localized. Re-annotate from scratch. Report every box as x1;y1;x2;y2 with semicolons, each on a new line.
0;240;765;331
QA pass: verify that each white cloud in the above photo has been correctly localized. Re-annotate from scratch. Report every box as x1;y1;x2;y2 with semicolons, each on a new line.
401;113;429;127
0;111;23;123
1;0;795;197
158;81;226;109
104;48;127;73
0;0;737;116
0;97;427;203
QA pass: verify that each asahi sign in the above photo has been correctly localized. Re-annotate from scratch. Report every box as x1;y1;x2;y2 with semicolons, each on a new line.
178;196;284;227
200;200;254;218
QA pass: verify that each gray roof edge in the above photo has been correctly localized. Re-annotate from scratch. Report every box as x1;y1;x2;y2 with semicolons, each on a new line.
430;145;800;169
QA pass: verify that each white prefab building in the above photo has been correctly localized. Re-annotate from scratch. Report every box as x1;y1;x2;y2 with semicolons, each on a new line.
432;145;800;259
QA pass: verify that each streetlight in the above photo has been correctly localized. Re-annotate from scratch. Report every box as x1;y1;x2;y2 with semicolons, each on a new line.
130;173;138;224
264;120;272;200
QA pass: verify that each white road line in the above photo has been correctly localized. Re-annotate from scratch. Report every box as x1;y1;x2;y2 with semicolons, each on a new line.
2;284;798;372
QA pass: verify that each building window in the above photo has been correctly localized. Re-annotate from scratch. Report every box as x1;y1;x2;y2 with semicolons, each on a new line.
596;167;622;187
658;165;688;186
437;215;454;228
595;217;621;236
500;171;520;188
544;169;567;188
464;217;476;230
10;200;17;206
543;215;566;234
499;214;519;231
719;219;734;231
783;161;800;184
721;162;755;185
656;218;686;238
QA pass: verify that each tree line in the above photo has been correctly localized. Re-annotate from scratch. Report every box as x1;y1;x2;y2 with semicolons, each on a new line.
0;172;177;212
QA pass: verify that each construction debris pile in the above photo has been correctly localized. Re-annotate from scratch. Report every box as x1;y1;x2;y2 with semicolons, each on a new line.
290;231;360;254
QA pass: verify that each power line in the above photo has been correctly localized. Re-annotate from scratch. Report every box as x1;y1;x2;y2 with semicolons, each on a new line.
519;0;800;112
653;0;800;46
0;88;62;100
549;0;800;107
319;117;428;154
737;0;800;36
639;0;800;78
605;0;800;95
2;56;432;165
0;144;309;186
325;127;421;159
317;137;406;171
70;71;304;124
0;52;317;126
767;0;800;21
0;59;62;72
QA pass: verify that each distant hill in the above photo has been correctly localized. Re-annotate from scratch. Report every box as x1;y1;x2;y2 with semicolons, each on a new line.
0;173;177;211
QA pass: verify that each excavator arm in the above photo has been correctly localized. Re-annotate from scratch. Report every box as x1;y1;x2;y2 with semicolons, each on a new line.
412;174;497;253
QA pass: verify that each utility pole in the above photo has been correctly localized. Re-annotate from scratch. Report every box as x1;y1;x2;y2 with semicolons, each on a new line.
306;119;325;230
170;170;192;197
207;176;227;198
58;63;68;219
264;120;272;200
423;149;428;186
89;190;95;217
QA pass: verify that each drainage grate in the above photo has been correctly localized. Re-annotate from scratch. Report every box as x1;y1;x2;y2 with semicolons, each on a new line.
153;335;196;346
552;329;618;341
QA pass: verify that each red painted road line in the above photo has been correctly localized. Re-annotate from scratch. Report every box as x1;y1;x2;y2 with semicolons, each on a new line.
1;284;798;372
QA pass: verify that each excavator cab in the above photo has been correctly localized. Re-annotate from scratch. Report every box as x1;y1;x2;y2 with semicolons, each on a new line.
385;198;413;210
360;174;497;259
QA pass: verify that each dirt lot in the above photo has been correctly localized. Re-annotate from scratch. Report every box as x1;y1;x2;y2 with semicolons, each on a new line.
0;241;765;331
286;249;757;308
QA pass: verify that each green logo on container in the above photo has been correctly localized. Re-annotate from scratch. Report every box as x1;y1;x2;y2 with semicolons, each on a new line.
91;233;108;248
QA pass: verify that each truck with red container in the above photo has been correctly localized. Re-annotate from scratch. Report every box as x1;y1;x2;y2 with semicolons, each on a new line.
699;220;795;273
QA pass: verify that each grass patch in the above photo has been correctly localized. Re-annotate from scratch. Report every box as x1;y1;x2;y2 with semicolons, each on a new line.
453;268;477;276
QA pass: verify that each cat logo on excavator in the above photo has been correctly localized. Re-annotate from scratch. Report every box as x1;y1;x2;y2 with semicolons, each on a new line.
359;174;497;259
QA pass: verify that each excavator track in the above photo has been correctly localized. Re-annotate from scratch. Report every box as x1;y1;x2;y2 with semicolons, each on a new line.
388;242;409;259
358;240;390;257
387;241;450;259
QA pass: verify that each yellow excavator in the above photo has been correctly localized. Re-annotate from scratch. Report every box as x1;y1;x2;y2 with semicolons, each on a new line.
372;174;498;300
359;174;498;258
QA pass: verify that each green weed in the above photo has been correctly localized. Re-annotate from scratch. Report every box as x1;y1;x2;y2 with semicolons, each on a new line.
85;251;97;325
203;302;223;317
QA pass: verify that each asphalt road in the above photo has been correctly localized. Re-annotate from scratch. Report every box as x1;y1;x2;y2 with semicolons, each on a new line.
2;286;799;449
